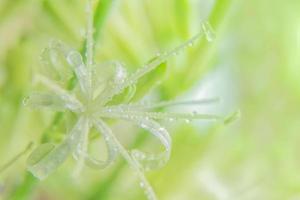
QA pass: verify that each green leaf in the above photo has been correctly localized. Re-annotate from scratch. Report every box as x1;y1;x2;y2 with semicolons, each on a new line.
131;61;168;102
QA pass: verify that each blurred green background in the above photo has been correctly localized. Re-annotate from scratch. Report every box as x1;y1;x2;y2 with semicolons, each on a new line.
1;0;300;199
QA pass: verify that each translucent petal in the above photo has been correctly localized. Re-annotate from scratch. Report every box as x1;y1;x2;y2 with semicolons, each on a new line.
93;119;158;200
71;118;90;176
67;51;91;96
129;118;171;171
67;117;90;149
40;40;73;85
85;118;118;169
23;92;82;112
108;98;220;111
99;109;221;122
27;142;71;180
96;109;171;170
93;61;128;104
92;61;127;99
35;75;83;112
27;118;88;180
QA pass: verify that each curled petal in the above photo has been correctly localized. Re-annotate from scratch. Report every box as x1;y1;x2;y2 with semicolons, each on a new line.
93;61;128;104
40;40;72;86
67;51;92;96
87;118;119;169
27;142;71;180
130;118;172;171
27;118;88;180
93;119;158;200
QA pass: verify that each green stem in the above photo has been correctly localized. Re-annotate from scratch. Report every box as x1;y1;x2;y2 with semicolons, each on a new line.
0;142;33;175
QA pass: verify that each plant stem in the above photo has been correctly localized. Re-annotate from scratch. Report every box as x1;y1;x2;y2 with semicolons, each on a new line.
0;142;33;175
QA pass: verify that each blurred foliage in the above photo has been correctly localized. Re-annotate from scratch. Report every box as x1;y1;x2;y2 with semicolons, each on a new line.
0;0;300;199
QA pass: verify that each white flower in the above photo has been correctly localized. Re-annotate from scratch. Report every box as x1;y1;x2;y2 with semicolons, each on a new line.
24;1;237;199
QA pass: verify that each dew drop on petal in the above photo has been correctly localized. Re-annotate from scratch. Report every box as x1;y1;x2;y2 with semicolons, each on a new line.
188;41;194;47
202;22;216;42
67;51;83;67
184;119;191;123
140;182;145;188
22;97;29;106
168;118;175;122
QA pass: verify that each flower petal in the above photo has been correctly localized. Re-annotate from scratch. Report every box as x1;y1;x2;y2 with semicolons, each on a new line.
67;51;92;96
99;109;221;122
23;92;81;112
27;118;88;180
81;118;118;169
27;142;71;180
35;74;83;112
40;40;73;86
92;61;128;99
92;119;158;200
93;61;129;104
129;118;172;171
106;98;220;111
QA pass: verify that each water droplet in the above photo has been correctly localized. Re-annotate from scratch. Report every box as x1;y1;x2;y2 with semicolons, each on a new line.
184;119;191;123
114;63;127;84
141;123;147;129
22;97;29;106
140;182;145;188
168;118;175;122
67;51;83;67
202;22;215;42
159;127;165;132
79;28;86;38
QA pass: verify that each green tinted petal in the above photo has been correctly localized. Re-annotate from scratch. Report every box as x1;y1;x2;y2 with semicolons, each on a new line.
27;142;71;180
40;40;73;85
23;92;71;111
66;51;91;96
27;118;88;180
93;61;128;105
130;118;171;171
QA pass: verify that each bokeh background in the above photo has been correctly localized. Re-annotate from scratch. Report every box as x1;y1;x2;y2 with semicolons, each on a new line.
1;0;300;199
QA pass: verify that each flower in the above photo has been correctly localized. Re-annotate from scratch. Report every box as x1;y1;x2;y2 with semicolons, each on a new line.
23;1;237;199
